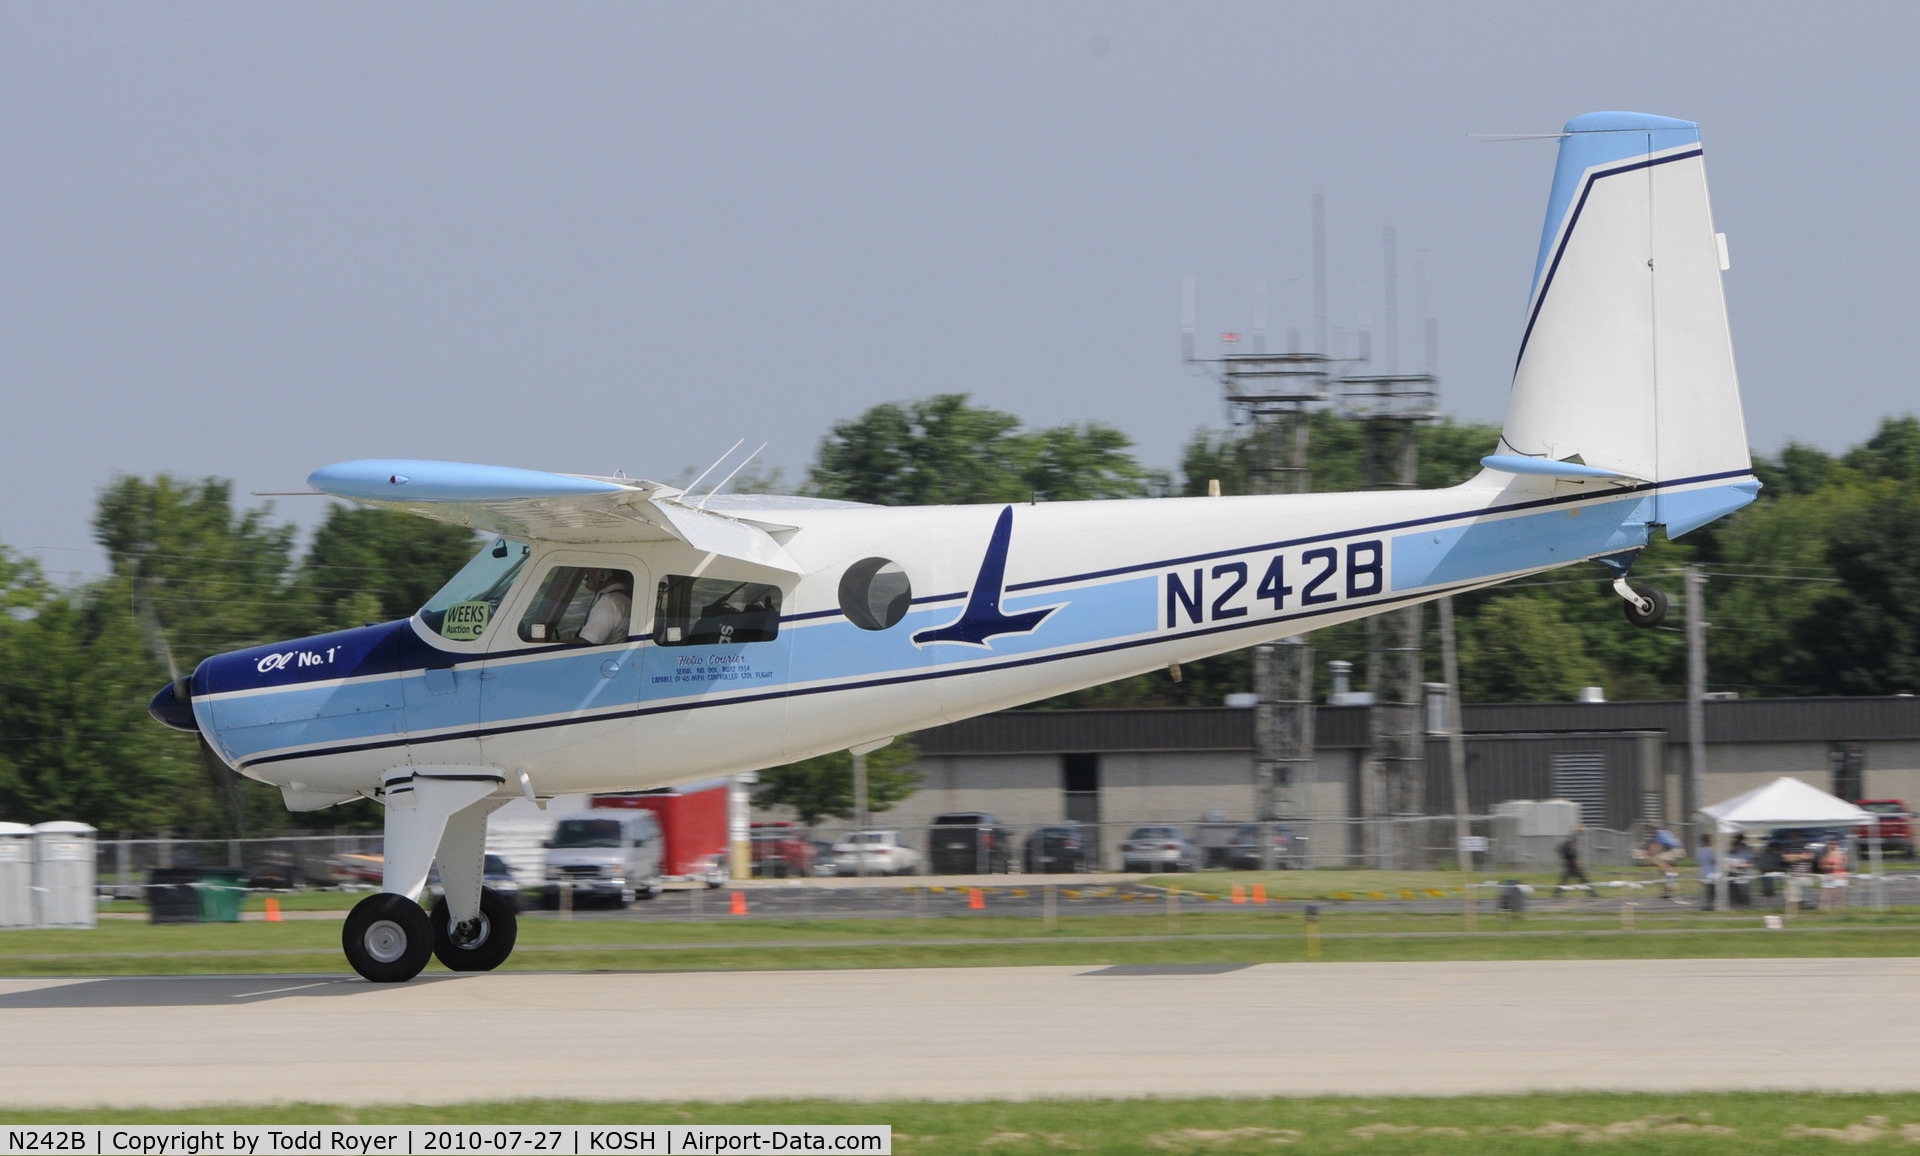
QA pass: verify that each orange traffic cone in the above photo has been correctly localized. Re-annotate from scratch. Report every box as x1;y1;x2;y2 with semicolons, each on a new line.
264;897;282;922
730;890;747;915
968;888;985;910
1252;884;1267;904
1231;884;1246;904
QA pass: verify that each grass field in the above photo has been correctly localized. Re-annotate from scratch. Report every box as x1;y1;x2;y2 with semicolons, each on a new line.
92;869;1669;914
6;902;1919;975
6;1093;1920;1152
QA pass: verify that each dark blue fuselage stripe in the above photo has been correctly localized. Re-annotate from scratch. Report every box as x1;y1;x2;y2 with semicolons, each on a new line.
1003;467;1745;593
233;568;1515;771
1513;145;1705;371
230;469;1753;769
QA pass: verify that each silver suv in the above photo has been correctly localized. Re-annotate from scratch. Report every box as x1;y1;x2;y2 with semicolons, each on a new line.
541;812;665;907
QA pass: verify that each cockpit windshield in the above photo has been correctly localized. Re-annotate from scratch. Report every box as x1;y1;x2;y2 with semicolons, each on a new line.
419;538;530;641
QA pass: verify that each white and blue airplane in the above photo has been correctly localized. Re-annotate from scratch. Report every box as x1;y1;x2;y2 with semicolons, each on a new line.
151;112;1757;981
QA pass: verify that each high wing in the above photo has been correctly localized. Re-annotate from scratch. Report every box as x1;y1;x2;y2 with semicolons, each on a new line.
305;459;856;574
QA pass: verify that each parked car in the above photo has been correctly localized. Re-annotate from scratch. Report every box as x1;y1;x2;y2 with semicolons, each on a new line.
1022;825;1088;874
1855;800;1914;857
1121;826;1199;873
927;812;1013;874
1223;823;1306;870
830;830;923;876
329;851;385;887
427;854;525;911
540;811;664;907
750;822;817;878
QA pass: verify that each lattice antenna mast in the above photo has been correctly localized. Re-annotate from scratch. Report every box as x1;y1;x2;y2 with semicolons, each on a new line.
1342;225;1441;859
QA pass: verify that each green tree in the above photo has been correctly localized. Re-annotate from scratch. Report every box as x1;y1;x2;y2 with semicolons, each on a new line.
1789;487;1920;695
1178;415;1500;498
808;395;1162;506
754;741;923;828
1455;593;1607;702
91;475;300;666
298;505;483;634
1844;414;1920;485
0;549;219;833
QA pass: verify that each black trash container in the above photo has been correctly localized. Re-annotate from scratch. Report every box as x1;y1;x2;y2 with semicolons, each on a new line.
148;867;202;924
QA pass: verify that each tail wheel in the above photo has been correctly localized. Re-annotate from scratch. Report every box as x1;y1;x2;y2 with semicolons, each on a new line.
429;888;518;973
1622;583;1670;629
344;893;434;983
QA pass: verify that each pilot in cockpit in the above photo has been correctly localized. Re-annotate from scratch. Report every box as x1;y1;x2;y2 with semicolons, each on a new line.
570;568;632;646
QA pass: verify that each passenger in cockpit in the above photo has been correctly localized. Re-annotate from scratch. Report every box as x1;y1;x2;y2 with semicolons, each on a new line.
571;569;632;646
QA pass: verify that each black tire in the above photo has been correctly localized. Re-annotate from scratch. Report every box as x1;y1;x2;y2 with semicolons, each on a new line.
634;873;662;901
429;888;518;973
1622;583;1669;629
343;893;434;983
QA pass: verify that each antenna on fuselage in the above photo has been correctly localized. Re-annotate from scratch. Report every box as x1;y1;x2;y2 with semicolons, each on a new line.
679;439;745;499
694;442;769;509
1181;276;1196;365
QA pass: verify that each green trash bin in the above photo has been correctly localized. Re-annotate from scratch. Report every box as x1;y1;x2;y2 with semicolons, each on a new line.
197;868;246;923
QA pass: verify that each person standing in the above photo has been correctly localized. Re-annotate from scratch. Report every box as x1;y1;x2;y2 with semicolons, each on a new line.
1818;838;1849;911
1648;827;1683;900
1726;834;1753;908
1697;833;1718;910
1557;827;1591;891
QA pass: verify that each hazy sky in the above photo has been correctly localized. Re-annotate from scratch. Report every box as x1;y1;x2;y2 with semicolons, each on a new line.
4;3;1915;581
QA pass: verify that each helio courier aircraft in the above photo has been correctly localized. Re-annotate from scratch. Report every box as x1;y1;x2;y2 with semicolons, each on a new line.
151;112;1758;982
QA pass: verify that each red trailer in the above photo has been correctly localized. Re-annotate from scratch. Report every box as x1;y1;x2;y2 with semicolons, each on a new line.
592;779;730;886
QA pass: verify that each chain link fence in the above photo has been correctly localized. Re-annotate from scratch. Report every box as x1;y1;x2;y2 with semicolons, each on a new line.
88;817;1653;896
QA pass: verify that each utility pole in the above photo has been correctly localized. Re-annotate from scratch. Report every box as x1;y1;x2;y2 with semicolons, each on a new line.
1439;597;1470;873
851;747;869;878
1685;564;1718;907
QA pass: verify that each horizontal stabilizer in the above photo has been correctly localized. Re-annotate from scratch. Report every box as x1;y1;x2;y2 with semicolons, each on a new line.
1479;454;1641;482
307;459;801;572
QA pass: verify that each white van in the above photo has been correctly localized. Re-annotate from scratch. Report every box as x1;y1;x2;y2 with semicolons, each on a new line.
541;811;665;907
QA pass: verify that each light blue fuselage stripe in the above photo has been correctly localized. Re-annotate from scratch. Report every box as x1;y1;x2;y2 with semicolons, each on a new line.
210;479;1757;767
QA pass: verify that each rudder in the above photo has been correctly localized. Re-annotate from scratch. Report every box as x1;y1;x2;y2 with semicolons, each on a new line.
1498;112;1755;536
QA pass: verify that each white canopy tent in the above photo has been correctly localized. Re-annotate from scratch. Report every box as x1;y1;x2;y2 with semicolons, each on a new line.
1697;776;1880;909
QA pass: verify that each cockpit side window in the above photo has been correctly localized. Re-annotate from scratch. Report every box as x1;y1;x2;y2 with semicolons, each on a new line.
419;538;530;641
518;566;636;645
653;576;781;646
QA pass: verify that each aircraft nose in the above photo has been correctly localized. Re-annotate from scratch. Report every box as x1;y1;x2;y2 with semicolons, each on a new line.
148;677;198;733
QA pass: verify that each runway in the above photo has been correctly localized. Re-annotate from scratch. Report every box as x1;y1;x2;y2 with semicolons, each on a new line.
3;958;1917;1107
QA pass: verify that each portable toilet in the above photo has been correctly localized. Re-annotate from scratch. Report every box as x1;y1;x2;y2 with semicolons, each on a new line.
0;823;34;928
32;821;97;928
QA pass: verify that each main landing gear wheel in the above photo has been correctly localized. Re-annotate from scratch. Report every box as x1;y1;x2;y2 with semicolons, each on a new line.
429;888;518;972
343;893;434;983
1621;583;1670;629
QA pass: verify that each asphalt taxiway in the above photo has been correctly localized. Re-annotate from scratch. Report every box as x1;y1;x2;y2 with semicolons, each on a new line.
4;958;1919;1107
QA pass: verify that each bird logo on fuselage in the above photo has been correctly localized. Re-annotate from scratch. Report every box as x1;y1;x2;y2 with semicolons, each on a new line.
912;506;1064;649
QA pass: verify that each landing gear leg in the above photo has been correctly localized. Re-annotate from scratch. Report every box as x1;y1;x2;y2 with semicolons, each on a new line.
342;768;507;983
1597;550;1669;629
429;792;515;972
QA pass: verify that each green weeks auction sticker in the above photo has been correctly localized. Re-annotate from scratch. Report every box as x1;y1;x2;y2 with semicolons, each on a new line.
441;600;492;640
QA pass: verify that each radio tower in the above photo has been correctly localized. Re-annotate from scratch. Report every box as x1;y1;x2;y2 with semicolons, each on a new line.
1187;211;1440;864
1340;226;1439;862
1183;196;1336;843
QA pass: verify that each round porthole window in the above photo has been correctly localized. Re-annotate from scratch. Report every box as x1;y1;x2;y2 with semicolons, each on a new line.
839;557;912;631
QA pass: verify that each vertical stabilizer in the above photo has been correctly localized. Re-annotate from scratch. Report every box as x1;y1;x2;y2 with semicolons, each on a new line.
1498;112;1755;535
